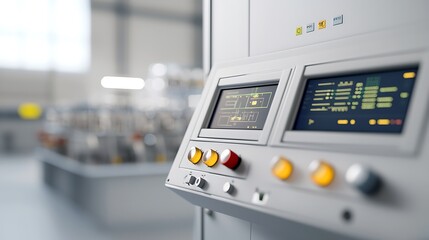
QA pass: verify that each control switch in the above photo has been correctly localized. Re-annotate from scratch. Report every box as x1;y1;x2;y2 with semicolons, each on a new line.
272;156;293;180
346;164;381;195
203;149;219;167
220;149;241;170
309;160;335;187
184;175;197;185
195;177;206;189
223;182;234;194
188;147;202;164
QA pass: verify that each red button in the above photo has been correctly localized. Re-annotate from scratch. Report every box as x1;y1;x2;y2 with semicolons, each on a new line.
220;149;241;170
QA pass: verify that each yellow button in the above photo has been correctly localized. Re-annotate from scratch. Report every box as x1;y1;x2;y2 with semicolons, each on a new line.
203;149;219;167
309;160;335;187
272;156;293;180
188;147;202;164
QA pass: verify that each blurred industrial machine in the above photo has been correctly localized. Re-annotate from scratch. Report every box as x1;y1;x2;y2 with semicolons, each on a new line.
166;1;429;239
39;64;203;165
38;64;203;230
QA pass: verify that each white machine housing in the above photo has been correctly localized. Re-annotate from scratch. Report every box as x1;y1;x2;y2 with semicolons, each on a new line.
167;1;429;239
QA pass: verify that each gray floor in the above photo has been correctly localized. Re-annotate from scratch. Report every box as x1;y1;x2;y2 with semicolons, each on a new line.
0;153;193;240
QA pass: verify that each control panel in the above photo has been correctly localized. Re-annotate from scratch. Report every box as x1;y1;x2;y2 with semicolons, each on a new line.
166;12;429;240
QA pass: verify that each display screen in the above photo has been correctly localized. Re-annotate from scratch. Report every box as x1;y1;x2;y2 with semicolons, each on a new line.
209;84;278;130
293;67;418;133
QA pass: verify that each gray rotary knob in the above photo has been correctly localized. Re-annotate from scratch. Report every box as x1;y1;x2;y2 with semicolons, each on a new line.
184;175;197;185
346;164;381;195
195;177;206;188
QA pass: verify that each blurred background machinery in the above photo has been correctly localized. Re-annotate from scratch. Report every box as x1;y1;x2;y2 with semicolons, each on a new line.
39;64;203;165
0;1;203;240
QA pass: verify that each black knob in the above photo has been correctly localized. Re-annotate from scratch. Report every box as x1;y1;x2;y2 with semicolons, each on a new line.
346;164;382;195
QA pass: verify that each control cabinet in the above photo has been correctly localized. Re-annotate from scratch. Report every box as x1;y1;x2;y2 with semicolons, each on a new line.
167;1;429;239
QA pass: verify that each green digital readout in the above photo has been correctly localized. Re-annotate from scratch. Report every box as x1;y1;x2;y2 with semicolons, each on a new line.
293;67;418;133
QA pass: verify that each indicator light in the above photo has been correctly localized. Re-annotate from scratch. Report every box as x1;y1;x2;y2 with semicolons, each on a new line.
318;20;326;29
377;119;390;125
403;72;416;79
188;147;203;164
309;160;335;187
203;149;219;167
337;119;348;125
272;156;293;180
296;26;303;36
400;92;409;98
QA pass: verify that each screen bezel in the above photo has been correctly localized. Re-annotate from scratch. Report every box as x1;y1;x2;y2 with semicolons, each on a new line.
275;53;428;154
195;70;290;145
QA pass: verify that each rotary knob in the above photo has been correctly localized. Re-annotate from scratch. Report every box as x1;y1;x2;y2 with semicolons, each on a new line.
223;182;234;194
184;175;197;185
220;149;241;170
346;164;382;195
195;177;206;189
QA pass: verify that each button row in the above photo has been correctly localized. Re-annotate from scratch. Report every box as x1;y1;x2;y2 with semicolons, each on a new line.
187;147;241;170
184;175;206;189
184;173;235;196
272;156;381;195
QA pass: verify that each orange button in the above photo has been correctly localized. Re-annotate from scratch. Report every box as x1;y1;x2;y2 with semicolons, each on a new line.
309;160;335;187
188;147;202;164
272;156;293;180
203;149;219;167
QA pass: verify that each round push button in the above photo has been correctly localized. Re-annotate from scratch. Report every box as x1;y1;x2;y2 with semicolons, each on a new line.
188;147;202;164
223;182;234;194
271;156;293;180
346;164;381;195
309;160;335;187
203;149;219;167
220;149;241;170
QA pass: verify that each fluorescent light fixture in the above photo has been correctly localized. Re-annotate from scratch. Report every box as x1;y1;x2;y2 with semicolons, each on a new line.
101;76;145;90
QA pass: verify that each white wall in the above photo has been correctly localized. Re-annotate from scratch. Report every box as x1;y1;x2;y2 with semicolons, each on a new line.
0;0;202;108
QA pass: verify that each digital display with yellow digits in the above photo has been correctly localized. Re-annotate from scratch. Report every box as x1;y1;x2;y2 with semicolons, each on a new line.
209;84;277;130
293;67;418;133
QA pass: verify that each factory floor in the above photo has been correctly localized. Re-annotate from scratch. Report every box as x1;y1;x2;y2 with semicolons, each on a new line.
0;153;193;240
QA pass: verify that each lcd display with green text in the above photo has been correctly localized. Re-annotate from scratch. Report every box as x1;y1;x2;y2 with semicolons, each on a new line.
293;67;418;133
